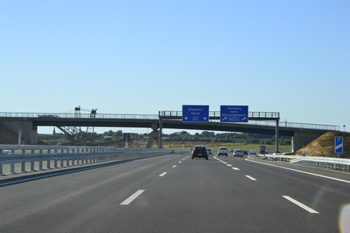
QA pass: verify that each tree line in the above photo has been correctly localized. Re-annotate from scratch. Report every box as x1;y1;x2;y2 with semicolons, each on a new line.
39;129;291;146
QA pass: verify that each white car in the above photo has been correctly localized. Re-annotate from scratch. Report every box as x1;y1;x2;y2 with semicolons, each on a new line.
233;149;244;157
217;147;228;157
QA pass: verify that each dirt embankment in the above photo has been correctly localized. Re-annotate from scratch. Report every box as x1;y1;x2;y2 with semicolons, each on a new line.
0;124;19;144
296;131;350;158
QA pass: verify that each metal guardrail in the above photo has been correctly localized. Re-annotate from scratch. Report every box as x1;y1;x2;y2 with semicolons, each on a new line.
0;112;159;120
0;145;187;176
159;111;280;119
262;154;350;172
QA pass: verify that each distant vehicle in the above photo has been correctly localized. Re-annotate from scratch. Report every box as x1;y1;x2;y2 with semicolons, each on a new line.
207;148;213;155
2;150;11;155
229;149;234;153
192;146;208;160
249;149;257;155
233;149;244;157
218;147;228;157
243;150;248;156
259;145;269;154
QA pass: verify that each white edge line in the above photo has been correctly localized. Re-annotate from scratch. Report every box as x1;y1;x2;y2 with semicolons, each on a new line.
120;190;145;205
159;172;167;177
282;195;319;214
245;159;350;184
245;175;257;181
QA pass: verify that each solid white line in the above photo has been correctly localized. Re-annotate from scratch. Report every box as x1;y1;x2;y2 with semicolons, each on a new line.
245;175;257;181
282;196;319;214
246;159;350;184
120;190;145;205
232;167;240;170
172;165;177;168
159;172;167;177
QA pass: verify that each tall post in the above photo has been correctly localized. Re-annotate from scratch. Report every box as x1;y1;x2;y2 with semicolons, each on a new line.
275;119;279;153
158;118;163;148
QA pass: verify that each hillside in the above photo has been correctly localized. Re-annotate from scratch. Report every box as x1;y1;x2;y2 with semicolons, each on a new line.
296;131;350;158
0;124;19;144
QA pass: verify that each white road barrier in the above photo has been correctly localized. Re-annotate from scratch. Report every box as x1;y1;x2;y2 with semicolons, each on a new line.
258;154;350;172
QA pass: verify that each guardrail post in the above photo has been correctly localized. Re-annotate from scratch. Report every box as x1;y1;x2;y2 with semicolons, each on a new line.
11;162;15;174
21;149;26;173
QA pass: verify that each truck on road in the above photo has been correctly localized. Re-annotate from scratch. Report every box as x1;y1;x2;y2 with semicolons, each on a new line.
259;145;268;154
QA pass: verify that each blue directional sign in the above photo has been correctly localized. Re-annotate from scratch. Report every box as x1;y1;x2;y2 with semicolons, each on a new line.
220;105;248;122
182;105;209;122
335;136;343;154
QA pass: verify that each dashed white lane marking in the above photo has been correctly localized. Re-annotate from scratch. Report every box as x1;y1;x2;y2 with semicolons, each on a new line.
159;172;167;177
120;190;145;205
179;161;182;163
245;175;257;181
172;165;177;168
246;159;350;184
226;164;233;167
282;196;319;214
232;167;240;170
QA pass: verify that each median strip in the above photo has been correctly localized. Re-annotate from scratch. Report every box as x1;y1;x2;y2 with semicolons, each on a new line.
120;190;145;205
282;195;319;214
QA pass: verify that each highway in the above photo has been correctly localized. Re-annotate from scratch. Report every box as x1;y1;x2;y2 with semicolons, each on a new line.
0;153;349;233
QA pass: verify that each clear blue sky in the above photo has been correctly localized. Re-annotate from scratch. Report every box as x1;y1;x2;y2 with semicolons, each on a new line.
1;0;349;134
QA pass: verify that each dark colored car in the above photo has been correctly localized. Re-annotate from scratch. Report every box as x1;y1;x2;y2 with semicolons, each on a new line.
192;146;208;160
207;148;213;155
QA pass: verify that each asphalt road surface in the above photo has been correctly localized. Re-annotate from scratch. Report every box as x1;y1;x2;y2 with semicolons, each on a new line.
0;153;349;233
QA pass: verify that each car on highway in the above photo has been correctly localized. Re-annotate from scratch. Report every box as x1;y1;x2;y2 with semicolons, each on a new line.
217;147;228;157
250;149;257;155
207;148;213;155
233;149;244;157
191;146;208;160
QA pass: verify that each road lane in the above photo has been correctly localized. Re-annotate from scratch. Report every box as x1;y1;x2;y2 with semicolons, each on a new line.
0;153;185;233
0;153;347;233
220;156;350;230
92;155;339;233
